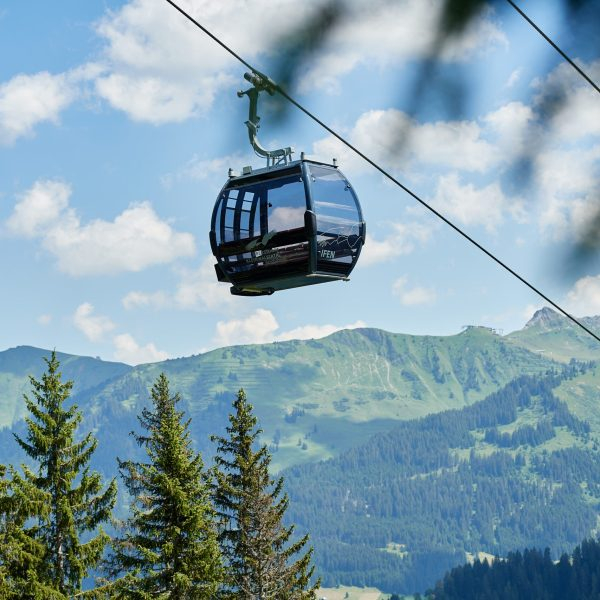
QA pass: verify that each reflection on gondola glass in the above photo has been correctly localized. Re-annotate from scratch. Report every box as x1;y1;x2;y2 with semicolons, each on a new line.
311;165;362;273
267;178;306;232
215;174;306;247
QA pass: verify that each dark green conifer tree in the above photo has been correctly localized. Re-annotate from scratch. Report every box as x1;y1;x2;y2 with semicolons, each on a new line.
11;351;117;597
0;464;66;599
212;389;318;599
110;373;222;598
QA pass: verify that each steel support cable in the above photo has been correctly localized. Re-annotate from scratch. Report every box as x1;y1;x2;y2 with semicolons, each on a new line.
506;0;600;95
164;0;600;345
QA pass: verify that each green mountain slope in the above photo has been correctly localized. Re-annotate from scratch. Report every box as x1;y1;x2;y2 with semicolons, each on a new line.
44;325;556;471
0;346;131;428
555;363;600;432
283;364;600;594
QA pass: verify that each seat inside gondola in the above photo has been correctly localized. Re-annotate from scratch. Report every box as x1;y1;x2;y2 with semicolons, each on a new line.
210;159;365;296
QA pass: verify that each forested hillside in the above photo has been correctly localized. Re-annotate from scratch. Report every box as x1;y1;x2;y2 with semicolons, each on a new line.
432;538;600;600
284;364;600;593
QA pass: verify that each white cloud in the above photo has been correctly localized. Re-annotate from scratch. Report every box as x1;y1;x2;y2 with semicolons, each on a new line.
309;74;598;243
6;180;196;275
536;146;600;198
0;71;77;145
213;308;279;347
307;76;598;244
430;173;526;232
44;202;196;276
122;254;238;313
505;68;522;88
94;0;229;122
517;61;600;241
92;0;504;122
92;0;316;123
551;84;600;142
6;180;71;237
212;308;367;347
360;222;432;266
122;290;170;310
483;101;536;159
95;72;231;124
174;255;236;310
297;1;505;93
406;117;498;173
566;275;600;317
392;276;436;306
37;314;52;326
533;146;600;241
534;60;600;143
73;303;115;342
72;301;170;365
313;109;498;176
113;333;169;365
275;320;366;342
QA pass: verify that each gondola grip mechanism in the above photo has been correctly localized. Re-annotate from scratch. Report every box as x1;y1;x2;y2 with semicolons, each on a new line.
237;71;293;167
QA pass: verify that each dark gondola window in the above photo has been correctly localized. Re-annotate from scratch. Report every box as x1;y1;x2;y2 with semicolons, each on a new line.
265;177;306;232
310;165;362;272
216;173;308;277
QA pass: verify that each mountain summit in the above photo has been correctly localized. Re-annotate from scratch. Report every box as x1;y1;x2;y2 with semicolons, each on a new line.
509;306;600;363
523;306;565;330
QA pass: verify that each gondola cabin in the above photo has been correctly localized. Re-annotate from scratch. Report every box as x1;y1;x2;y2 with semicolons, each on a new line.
210;158;365;296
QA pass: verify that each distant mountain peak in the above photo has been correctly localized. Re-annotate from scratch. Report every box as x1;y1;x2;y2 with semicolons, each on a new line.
524;307;564;329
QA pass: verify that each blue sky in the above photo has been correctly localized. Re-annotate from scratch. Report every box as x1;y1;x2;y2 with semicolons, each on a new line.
1;0;599;364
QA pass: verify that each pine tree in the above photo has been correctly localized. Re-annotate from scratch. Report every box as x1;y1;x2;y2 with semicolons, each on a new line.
0;464;66;599
110;373;222;599
212;389;318;599
11;351;117;597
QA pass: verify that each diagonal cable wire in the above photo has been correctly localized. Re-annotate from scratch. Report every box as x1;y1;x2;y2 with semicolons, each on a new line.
164;0;600;345
506;0;600;95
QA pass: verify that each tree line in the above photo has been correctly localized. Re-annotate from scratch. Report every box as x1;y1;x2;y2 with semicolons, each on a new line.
430;538;600;600
0;352;318;598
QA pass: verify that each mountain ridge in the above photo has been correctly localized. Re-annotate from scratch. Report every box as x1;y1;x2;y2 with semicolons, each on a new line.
522;306;568;330
0;311;592;471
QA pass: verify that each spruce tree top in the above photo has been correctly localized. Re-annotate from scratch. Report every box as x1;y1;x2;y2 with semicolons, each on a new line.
110;372;222;598
12;350;116;596
212;389;318;599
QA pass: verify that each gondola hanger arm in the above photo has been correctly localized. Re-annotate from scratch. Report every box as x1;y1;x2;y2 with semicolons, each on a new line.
237;71;293;167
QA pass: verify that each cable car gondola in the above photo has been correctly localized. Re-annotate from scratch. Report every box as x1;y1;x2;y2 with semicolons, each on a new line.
210;72;365;296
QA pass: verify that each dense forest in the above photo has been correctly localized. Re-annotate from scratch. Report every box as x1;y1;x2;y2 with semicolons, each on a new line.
430;538;600;600
283;364;600;592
